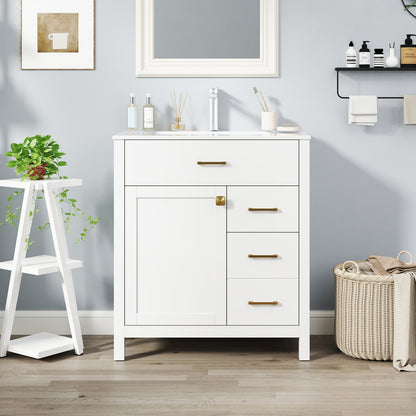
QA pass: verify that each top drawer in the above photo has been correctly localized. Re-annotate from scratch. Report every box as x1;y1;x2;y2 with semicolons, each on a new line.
125;140;298;185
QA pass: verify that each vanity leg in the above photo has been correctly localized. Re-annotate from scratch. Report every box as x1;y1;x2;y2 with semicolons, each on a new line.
299;335;310;361
114;334;125;361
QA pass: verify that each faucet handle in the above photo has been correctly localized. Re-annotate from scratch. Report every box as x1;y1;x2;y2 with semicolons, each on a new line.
209;88;218;96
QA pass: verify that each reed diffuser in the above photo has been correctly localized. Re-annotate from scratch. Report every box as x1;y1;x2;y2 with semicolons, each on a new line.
170;91;188;130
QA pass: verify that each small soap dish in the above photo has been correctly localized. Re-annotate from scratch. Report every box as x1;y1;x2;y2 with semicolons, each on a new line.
276;124;300;133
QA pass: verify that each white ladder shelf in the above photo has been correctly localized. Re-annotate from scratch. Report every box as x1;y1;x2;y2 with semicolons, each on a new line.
0;178;84;359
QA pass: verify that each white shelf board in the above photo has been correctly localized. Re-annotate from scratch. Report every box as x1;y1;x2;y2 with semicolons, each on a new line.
0;178;82;190
8;332;74;359
0;255;82;276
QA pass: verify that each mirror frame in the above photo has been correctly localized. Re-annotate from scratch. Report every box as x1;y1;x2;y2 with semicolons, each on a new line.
136;0;278;77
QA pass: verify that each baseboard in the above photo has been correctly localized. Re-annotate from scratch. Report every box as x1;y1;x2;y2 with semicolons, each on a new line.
0;310;335;336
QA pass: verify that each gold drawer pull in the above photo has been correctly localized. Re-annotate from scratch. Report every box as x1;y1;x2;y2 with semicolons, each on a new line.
248;301;278;305
248;254;278;259
197;161;227;165
248;208;278;212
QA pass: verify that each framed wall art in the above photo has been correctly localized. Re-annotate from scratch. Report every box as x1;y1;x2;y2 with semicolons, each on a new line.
21;0;95;70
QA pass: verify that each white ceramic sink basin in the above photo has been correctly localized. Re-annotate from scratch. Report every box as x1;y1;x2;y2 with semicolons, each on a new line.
155;130;279;137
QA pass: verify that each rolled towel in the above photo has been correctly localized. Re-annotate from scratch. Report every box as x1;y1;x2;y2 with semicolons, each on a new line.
348;95;378;126
403;95;416;125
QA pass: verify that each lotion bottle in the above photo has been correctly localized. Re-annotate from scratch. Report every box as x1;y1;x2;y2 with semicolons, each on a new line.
359;41;371;68
143;93;155;133
127;93;138;130
346;41;357;67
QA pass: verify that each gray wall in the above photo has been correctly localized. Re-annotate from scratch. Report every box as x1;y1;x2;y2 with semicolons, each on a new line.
1;0;416;312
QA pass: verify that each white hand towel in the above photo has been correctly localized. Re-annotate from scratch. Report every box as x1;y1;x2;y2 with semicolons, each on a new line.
403;95;416;125
348;95;378;126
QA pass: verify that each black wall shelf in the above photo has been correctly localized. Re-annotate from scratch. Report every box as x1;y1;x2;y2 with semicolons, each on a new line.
335;67;416;99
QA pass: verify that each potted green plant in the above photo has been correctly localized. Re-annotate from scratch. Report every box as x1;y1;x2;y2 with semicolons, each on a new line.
1;134;100;245
5;134;67;180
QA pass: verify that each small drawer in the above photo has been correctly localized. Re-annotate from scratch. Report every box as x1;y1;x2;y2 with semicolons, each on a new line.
227;279;298;325
227;186;298;232
125;140;298;185
227;233;298;279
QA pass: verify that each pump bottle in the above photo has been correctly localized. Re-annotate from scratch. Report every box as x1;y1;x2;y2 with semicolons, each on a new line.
127;93;138;130
401;34;416;68
346;41;357;68
143;93;155;133
359;41;370;68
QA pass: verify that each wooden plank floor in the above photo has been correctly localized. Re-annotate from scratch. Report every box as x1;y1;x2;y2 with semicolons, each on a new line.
0;336;415;415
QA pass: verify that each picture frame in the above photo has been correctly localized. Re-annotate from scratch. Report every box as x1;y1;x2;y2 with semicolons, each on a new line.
21;0;95;70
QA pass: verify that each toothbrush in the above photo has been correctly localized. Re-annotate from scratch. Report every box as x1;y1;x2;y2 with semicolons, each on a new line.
253;87;266;112
259;90;270;112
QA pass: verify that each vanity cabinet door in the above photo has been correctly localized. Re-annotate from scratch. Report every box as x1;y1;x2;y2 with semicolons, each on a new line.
125;186;226;326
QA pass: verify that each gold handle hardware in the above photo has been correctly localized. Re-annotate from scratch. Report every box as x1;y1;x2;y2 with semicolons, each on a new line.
248;254;278;259
248;208;278;212
248;301;278;305
216;196;226;206
197;161;227;165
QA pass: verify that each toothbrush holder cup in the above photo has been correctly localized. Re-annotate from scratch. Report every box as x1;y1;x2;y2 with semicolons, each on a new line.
261;111;278;131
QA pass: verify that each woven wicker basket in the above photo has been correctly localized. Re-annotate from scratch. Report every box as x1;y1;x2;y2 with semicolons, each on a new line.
333;253;410;361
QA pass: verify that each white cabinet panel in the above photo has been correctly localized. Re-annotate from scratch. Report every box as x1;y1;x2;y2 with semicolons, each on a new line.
125;186;226;326
227;233;298;279
125;140;298;185
227;186;298;232
227;279;298;326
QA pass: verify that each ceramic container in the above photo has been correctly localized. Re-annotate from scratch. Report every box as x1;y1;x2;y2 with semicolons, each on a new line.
261;111;278;131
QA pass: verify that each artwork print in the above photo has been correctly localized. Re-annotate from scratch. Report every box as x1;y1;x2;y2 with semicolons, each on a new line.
21;0;94;70
37;13;79;53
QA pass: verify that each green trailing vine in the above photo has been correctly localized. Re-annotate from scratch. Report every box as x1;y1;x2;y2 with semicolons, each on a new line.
1;135;100;248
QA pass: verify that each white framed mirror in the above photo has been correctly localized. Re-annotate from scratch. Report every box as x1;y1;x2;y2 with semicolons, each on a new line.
136;0;279;77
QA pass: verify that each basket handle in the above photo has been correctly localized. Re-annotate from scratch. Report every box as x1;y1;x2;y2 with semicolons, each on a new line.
342;261;360;274
397;250;414;265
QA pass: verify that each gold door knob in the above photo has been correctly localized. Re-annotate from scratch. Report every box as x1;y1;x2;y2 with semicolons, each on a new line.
216;196;226;206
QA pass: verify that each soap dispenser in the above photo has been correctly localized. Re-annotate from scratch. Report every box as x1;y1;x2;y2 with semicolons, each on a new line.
401;34;416;67
346;41;357;67
143;93;155;133
359;41;370;68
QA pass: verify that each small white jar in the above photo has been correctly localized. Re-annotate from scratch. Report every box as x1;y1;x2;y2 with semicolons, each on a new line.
261;111;278;131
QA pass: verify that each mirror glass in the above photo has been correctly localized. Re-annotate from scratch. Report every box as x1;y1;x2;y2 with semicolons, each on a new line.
154;0;260;59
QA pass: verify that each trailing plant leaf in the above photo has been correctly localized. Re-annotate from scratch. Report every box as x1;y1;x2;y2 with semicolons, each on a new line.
0;190;23;229
56;187;101;244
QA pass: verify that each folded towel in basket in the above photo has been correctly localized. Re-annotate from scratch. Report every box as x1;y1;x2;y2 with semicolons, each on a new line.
368;255;416;276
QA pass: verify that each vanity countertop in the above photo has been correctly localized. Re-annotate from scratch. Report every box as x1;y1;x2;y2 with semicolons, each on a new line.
113;131;311;140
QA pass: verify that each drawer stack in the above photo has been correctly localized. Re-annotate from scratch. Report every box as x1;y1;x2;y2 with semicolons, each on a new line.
227;186;299;326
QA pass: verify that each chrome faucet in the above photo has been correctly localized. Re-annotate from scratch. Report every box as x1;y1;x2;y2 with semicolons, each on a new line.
209;88;219;131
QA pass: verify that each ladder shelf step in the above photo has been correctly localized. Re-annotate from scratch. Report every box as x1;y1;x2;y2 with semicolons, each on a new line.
8;332;74;359
0;255;82;276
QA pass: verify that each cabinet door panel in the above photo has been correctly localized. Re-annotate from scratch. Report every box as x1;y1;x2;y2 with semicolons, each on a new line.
125;186;226;326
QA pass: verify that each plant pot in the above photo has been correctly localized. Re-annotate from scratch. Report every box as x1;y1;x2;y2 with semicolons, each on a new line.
27;164;47;180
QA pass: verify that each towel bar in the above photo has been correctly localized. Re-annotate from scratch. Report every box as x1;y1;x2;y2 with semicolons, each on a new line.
334;67;415;100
